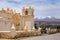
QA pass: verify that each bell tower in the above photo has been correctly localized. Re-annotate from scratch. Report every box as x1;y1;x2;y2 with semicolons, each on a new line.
21;6;34;31
22;6;34;16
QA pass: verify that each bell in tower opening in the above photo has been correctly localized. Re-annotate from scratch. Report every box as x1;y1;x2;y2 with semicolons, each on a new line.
25;10;28;15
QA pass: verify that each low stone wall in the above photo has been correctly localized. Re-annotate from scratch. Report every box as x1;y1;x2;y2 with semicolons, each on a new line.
46;28;57;34
16;30;41;38
0;30;41;39
0;31;13;39
57;29;60;33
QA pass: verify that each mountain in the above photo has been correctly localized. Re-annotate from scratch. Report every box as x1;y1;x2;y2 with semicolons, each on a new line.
35;17;60;22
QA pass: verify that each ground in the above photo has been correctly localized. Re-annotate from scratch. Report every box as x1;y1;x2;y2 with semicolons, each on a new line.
20;33;60;40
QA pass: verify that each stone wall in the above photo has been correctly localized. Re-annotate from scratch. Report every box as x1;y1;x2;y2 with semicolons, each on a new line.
16;30;41;38
57;29;60;33
0;31;13;39
46;28;57;34
0;30;41;39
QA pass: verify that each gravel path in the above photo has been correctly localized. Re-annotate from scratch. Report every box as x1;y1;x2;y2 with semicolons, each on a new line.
21;33;60;40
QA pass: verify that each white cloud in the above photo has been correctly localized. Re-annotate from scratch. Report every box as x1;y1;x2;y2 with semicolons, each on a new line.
0;0;22;13
0;0;60;18
12;0;22;2
32;0;48;1
1;0;22;2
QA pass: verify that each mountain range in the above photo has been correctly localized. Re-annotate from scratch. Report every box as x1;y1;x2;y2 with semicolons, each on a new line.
35;17;60;22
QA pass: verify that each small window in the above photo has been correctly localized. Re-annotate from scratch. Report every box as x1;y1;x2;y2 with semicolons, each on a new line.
25;11;28;15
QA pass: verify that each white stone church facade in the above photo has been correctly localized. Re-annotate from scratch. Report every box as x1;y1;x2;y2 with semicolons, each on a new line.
0;7;34;31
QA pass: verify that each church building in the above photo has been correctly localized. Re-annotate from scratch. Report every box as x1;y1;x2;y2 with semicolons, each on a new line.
0;7;34;31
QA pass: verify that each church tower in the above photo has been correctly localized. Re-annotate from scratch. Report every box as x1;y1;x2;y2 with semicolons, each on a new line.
21;6;34;31
22;7;34;16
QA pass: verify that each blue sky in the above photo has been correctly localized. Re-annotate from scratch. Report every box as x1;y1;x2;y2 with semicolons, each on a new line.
0;0;60;19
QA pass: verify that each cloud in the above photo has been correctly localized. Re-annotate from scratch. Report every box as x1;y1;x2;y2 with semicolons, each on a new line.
0;0;60;18
11;0;22;2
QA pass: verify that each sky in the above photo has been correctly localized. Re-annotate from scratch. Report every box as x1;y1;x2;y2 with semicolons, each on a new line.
0;0;60;19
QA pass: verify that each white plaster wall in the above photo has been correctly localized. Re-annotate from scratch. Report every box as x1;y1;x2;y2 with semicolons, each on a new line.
0;21;11;31
0;12;12;31
24;16;34;30
25;21;31;30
